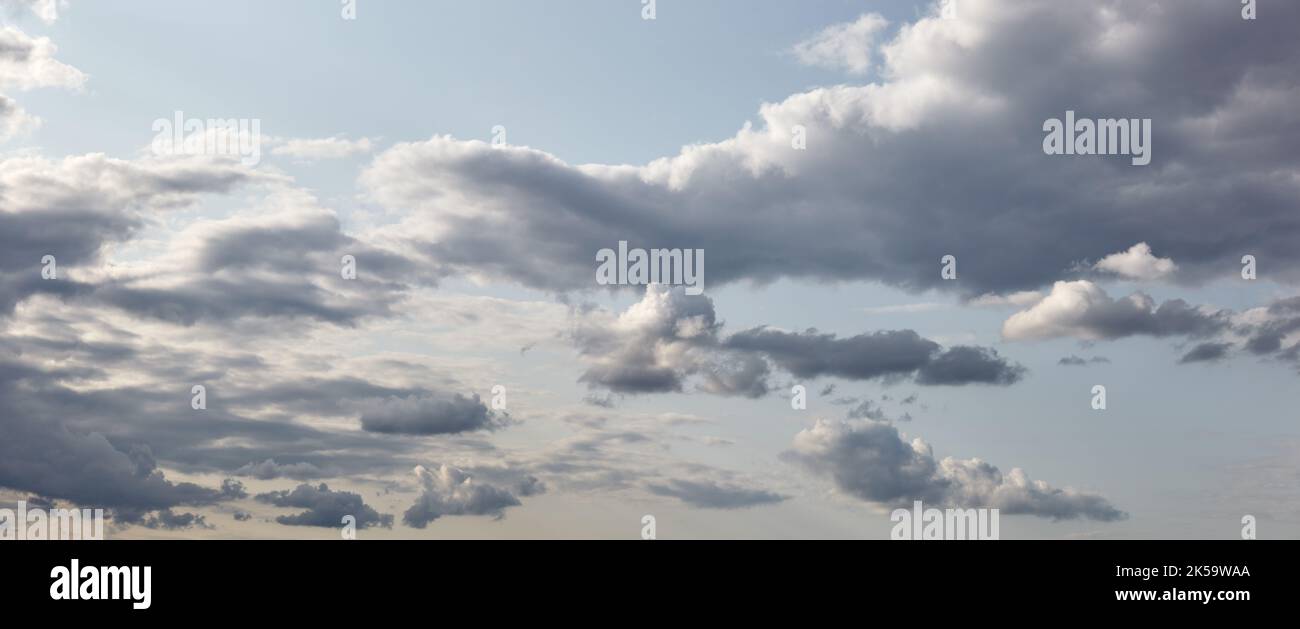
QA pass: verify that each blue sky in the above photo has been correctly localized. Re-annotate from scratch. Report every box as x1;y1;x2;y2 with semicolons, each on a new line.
1;0;1297;539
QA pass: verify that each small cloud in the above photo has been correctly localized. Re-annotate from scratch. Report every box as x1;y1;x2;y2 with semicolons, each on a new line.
270;135;373;161
791;13;889;75
1094;242;1178;281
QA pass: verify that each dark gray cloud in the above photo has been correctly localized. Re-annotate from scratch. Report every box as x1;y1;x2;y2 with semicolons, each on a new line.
0;154;254;318
358;393;503;435
1179;342;1233;364
0;359;243;514
255;483;393;529
646;479;786;510
137;509;211;530
786;419;1125;521
726;328;1024;386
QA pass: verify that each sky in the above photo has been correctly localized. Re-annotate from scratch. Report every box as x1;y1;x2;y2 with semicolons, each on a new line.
1;0;1298;539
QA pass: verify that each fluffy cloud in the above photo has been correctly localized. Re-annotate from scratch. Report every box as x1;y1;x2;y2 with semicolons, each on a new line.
786;419;1125;521
573;285;1025;396
359;0;1300;296
1002;281;1229;342
402;464;526;528
0;25;84;90
255;483;393;529
1093;242;1178;281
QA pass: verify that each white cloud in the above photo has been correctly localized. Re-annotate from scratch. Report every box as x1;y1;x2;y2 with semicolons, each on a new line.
1094;242;1177;281
1001;280;1228;341
861;302;947;315
791;13;889;75
2;0;59;24
270;136;374;160
0;26;85;91
967;291;1044;308
0;93;38;140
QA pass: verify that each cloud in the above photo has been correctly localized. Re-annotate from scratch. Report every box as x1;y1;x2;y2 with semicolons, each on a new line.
1;1;60;24
234;459;329;480
572;286;1023;396
358;1;1300;296
1058;355;1110;366
137;509;211;530
402;464;525;528
0;93;37;140
785;419;1125;521
1179;341;1232;364
0;360;240;513
967;291;1045;308
358;393;504;436
791;13;888;75
570;285;765;396
270;136;374;160
1094;242;1178;281
0;25;84;90
726;327;1025;386
0;153;257;315
646;479;786;510
1002;281;1229;342
255;483;393;529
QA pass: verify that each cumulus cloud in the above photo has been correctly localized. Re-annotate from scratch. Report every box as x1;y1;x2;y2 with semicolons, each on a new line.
791;13;888;75
359;0;1300;296
1002;281;1229;342
255;483;393;529
572;285;1024;396
0;25;84;90
402;464;524;528
646;479;786;510
785;419;1125;521
570;285;765;396
1094;242;1178;281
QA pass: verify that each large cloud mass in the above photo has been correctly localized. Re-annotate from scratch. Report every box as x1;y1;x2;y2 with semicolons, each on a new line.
361;0;1300;296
